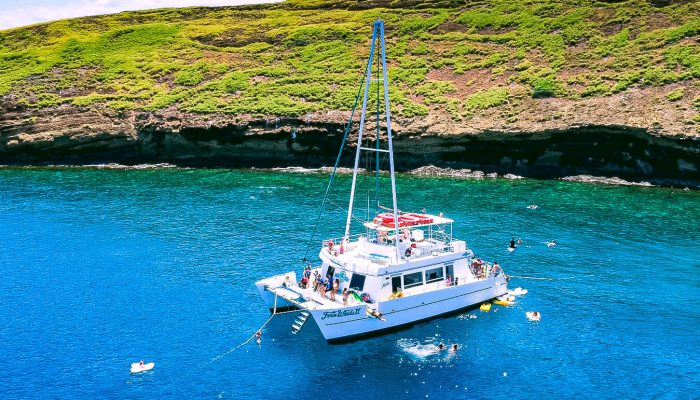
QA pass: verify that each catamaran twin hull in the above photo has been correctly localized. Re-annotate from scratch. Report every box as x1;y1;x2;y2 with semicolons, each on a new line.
256;273;508;343
254;19;510;344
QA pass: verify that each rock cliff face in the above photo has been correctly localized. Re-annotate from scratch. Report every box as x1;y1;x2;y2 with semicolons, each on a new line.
1;0;698;184
1;101;698;186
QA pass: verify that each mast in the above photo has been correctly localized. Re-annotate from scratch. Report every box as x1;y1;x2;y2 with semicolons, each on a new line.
379;21;401;260
344;20;401;260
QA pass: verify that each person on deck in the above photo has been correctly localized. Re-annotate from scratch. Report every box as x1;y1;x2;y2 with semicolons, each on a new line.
331;278;339;302
312;271;320;292
492;262;502;277
318;277;326;297
342;288;349;305
325;275;333;299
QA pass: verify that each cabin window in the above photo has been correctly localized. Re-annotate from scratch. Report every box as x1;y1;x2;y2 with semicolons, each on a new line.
403;271;424;289
325;266;336;279
349;273;366;291
425;267;444;283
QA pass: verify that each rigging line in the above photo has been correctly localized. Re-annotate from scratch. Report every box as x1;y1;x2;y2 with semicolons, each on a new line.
326;198;367;225
302;58;373;262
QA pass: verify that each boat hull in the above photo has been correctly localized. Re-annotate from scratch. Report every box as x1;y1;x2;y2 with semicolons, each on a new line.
309;276;507;343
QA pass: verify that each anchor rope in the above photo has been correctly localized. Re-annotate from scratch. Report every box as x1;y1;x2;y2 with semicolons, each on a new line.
211;307;307;362
211;313;275;361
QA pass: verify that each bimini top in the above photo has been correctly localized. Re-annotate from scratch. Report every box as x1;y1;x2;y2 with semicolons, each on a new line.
363;212;454;231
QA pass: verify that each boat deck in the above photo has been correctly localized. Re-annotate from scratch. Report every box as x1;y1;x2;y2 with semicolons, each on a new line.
267;260;500;313
267;284;366;311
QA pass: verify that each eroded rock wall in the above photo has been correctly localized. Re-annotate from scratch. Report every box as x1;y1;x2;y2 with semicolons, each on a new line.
0;105;698;185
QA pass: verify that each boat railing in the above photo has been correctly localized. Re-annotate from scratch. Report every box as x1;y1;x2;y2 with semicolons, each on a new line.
323;225;455;250
429;226;453;244
321;233;366;249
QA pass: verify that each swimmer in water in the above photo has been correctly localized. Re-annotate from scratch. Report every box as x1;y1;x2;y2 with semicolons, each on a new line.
509;238;516;249
527;311;541;321
255;330;262;345
547;240;557;247
450;344;458;353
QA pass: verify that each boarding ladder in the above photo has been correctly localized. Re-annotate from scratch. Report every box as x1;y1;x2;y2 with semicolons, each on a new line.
291;310;311;334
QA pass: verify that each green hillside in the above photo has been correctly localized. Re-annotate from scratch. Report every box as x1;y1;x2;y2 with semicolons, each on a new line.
1;0;699;125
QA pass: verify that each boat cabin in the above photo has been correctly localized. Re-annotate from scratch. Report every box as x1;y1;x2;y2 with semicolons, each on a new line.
314;212;488;303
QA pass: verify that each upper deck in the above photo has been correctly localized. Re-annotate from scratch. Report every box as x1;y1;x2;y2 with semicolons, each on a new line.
320;213;469;276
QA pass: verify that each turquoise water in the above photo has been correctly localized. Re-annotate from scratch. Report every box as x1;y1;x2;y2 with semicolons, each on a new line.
0;168;698;399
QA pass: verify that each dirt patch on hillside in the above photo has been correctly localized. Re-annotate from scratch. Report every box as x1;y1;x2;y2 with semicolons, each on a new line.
428;68;509;98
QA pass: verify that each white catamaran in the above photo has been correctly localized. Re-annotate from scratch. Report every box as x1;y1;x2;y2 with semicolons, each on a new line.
255;20;509;343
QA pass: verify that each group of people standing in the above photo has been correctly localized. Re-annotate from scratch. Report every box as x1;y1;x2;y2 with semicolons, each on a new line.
301;264;349;305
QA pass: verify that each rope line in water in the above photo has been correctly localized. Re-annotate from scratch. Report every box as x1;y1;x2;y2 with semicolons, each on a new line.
510;275;586;281
211;313;276;362
211;308;303;362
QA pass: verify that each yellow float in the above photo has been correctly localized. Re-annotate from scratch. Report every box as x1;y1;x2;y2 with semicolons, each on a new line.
494;299;513;307
480;302;492;312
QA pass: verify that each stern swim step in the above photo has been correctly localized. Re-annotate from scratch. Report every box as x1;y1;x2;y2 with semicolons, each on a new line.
291;310;311;334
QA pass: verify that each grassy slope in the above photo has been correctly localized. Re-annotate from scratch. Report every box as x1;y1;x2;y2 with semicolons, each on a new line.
0;0;698;128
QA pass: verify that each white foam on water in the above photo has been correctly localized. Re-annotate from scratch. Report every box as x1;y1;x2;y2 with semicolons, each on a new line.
83;163;181;169
397;339;440;358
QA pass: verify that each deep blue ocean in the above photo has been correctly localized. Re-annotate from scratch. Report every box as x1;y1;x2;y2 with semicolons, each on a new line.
0;168;698;399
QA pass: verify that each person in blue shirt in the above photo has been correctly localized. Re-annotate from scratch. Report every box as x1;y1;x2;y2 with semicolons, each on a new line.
326;275;333;293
